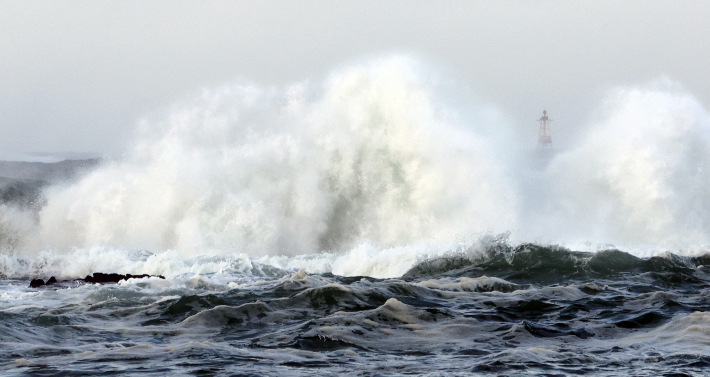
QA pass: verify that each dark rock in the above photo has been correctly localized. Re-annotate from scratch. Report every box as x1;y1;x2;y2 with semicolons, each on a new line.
84;272;165;284
85;273;123;284
29;273;165;288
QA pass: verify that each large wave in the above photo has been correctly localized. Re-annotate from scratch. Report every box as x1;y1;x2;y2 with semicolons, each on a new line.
35;56;517;257
2;57;710;278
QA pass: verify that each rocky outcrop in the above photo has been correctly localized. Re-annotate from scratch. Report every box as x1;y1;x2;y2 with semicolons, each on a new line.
29;273;165;288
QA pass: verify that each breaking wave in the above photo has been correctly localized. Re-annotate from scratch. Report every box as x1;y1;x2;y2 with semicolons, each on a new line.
1;57;710;278
35;56;517;258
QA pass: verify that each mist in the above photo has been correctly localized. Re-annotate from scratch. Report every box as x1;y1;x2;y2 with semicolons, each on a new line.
2;1;710;156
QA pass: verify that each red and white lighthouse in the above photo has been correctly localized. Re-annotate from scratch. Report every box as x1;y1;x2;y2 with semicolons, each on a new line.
537;110;553;151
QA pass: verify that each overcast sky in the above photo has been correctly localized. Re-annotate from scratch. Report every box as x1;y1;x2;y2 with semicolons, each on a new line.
1;1;709;157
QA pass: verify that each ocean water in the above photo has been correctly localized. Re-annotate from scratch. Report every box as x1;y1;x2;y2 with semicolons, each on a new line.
2;57;710;376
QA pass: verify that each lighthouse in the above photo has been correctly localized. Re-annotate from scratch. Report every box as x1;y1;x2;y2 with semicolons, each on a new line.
537;110;553;151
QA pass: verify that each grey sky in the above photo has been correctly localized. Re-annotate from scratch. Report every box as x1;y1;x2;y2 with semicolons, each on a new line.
1;1;709;156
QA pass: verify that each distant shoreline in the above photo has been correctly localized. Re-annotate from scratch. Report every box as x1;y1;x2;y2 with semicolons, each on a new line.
0;152;103;163
0;158;103;209
0;158;102;183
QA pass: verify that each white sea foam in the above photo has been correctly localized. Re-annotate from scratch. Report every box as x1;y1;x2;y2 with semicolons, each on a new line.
622;311;710;352
0;246;254;281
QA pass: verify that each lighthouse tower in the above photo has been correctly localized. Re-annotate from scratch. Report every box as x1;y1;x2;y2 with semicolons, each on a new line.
537;110;553;151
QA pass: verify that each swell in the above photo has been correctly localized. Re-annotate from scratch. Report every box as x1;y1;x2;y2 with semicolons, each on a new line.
404;242;710;285
5;244;710;375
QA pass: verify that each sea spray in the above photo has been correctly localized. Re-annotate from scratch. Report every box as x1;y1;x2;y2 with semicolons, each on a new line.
537;81;710;251
35;56;518;257
0;58;709;271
